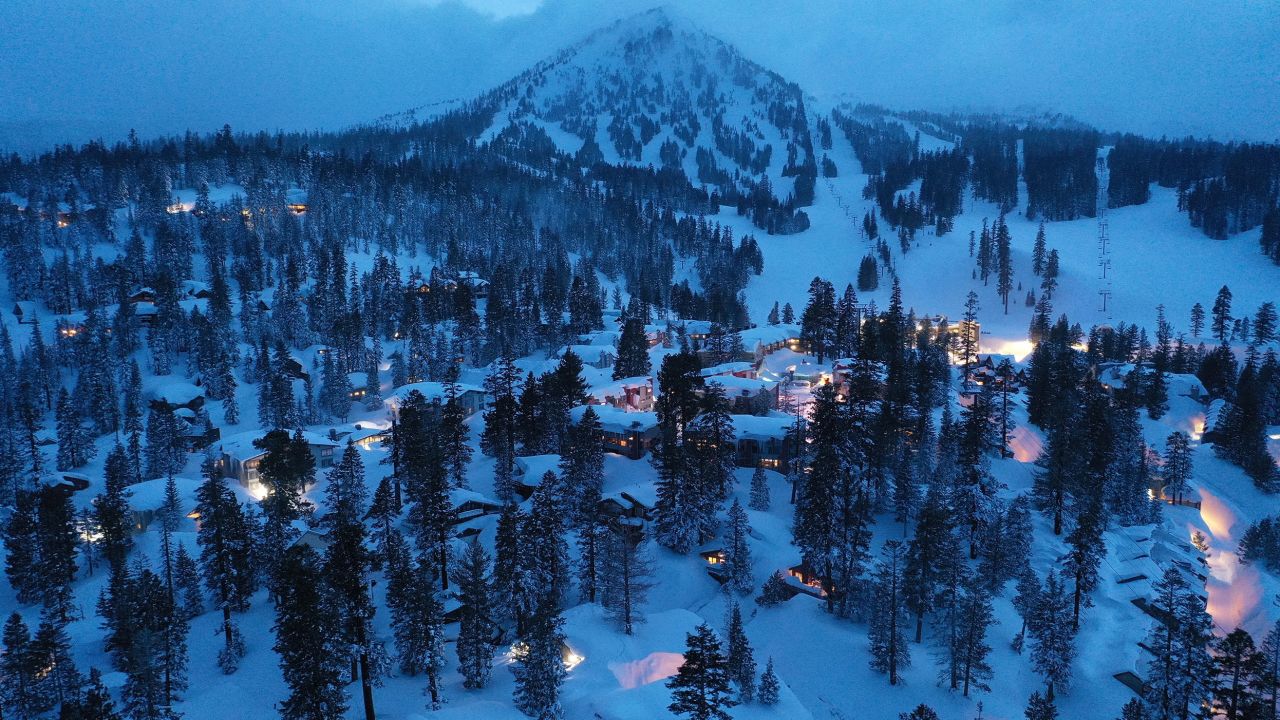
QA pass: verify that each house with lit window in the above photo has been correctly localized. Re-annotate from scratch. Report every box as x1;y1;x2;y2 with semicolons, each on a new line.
587;375;655;412
728;414;796;471
571;405;660;459
385;380;487;417
736;323;803;364
215;430;339;491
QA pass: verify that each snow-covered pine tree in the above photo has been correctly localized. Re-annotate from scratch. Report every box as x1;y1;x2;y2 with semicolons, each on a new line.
440;364;472;489
614;314;652;379
1162;431;1193;504
194;456;254;673
724;603;756;703
748;464;770;511
512;602;568;720
757;656;780;705
522;483;572;613
722;498;754;595
1025;690;1059;720
55;386;94;469
30;608;82;709
95;445;135;572
667;623;736;720
454;539;495;690
1063;507;1104;631
559;406;605;524
273;546;347;720
953;574;995;697
1211;628;1264;720
387;551;447;709
173;544;203;620
254;429;314;597
868;540;911;685
1029;571;1076;701
1;612;42;716
906;493;957;643
1140;568;1213;719
600;521;653;635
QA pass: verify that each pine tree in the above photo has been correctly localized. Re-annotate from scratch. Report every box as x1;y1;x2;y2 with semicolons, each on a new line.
724;603;756;703
194;457;254;673
757;657;780;706
868;540;911;685
521;484;571;613
454;539;495;690
440;366;473;489
4;489;41;604
667;623;737;720
73;667;123;720
1213;285;1234;343
1212;628;1264;720
95;445;135;571
1191;303;1207;338
748;464;770;511
601;523;654;635
906;494;957;644
512;603;568;720
273;546;347;720
255;429;315;596
36;486;79;624
1025;690;1059;720
30;609;82;709
614;315;652;379
953;576;995;697
55;387;94;470
1162;431;1193;504
1029;571;1076;701
559;406;604;523
173;544;203;620
386;552;446;708
722;499;754;595
901;706;942;720
1063;509;1104;631
1;612;40;717
119;568;188;720
1142;568;1213;720
1032;222;1048;276
996;216;1014;313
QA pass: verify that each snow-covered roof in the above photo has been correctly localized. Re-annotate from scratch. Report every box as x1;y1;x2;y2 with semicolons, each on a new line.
147;380;204;406
705;376;777;395
558;345;617;363
571;404;658;433
216;429;339;462
737;323;801;348
449;488;502;508
515;454;561;481
587;375;651;401
727;414;795;441
286;188;309;205
385;381;485;409
578;330;622;347
127;476;202;514
700;361;753;377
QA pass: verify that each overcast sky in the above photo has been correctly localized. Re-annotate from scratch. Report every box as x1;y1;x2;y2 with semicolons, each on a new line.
1;0;1277;155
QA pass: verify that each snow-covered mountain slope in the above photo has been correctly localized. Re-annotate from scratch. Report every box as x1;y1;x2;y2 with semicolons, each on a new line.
470;8;814;204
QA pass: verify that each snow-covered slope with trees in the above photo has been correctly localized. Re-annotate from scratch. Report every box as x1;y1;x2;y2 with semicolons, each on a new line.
0;8;1278;720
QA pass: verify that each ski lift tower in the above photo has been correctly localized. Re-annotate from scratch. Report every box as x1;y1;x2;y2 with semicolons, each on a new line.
1096;155;1113;320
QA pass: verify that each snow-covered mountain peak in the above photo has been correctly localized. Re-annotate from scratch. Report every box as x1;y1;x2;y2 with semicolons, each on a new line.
473;7;815;206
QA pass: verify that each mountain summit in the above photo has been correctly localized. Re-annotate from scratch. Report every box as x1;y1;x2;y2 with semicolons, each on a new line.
468;8;816;225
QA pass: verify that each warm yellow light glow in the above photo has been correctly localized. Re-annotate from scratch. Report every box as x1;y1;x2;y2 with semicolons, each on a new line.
981;339;1035;362
564;652;585;670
